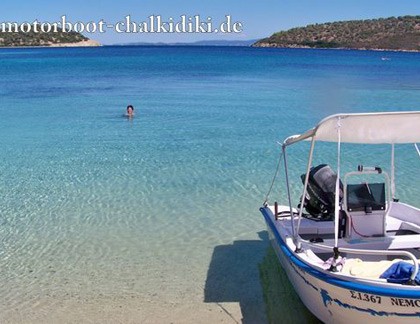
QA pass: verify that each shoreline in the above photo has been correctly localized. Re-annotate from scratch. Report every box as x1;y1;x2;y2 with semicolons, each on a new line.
252;42;420;53
0;41;418;53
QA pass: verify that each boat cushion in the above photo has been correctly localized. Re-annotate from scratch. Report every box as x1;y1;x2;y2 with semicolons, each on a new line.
380;261;420;284
341;259;400;279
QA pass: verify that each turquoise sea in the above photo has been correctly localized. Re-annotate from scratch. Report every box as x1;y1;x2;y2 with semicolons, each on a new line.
0;46;419;322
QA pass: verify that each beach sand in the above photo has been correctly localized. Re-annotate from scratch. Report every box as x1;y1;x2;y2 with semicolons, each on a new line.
48;40;101;47
1;246;320;324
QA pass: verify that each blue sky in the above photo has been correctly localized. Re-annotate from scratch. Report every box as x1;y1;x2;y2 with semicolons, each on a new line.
3;1;419;44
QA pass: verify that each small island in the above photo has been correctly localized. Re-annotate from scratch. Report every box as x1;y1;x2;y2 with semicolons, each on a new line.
0;29;100;47
253;16;420;51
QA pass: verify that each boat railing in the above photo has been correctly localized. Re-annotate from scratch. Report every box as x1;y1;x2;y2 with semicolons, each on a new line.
303;240;419;283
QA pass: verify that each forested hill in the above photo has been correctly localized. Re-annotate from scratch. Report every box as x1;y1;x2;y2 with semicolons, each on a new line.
0;28;99;47
254;16;420;51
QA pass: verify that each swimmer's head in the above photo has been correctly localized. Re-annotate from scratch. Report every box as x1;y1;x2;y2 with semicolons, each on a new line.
127;105;134;115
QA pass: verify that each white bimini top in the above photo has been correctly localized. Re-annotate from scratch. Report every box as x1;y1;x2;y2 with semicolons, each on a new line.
284;111;420;146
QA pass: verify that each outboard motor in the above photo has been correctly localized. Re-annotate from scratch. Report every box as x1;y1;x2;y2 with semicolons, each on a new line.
300;164;343;219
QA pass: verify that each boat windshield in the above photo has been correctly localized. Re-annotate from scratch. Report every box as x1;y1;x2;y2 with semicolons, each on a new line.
346;182;386;212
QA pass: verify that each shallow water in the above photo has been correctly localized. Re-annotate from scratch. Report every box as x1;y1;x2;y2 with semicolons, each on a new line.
0;46;419;322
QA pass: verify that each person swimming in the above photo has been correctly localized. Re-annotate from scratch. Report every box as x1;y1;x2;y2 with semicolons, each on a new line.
126;105;134;118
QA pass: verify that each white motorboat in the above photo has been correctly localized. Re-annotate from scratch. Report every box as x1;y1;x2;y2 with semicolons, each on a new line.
260;111;420;323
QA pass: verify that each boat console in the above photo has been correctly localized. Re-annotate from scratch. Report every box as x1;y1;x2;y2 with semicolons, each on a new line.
343;166;389;239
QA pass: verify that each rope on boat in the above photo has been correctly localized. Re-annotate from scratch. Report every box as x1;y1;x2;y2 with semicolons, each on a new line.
263;147;284;206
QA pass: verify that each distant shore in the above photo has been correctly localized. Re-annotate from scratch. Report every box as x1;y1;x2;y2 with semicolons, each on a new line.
254;16;420;53
1;40;418;53
253;42;420;53
0;39;101;49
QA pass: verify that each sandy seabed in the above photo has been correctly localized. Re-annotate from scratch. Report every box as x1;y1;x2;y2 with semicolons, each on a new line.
1;246;322;324
2;298;244;324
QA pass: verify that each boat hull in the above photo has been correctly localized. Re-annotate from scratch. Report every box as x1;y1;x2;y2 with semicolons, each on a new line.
261;207;420;323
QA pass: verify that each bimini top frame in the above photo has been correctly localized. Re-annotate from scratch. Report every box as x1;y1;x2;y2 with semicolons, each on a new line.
280;111;420;268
